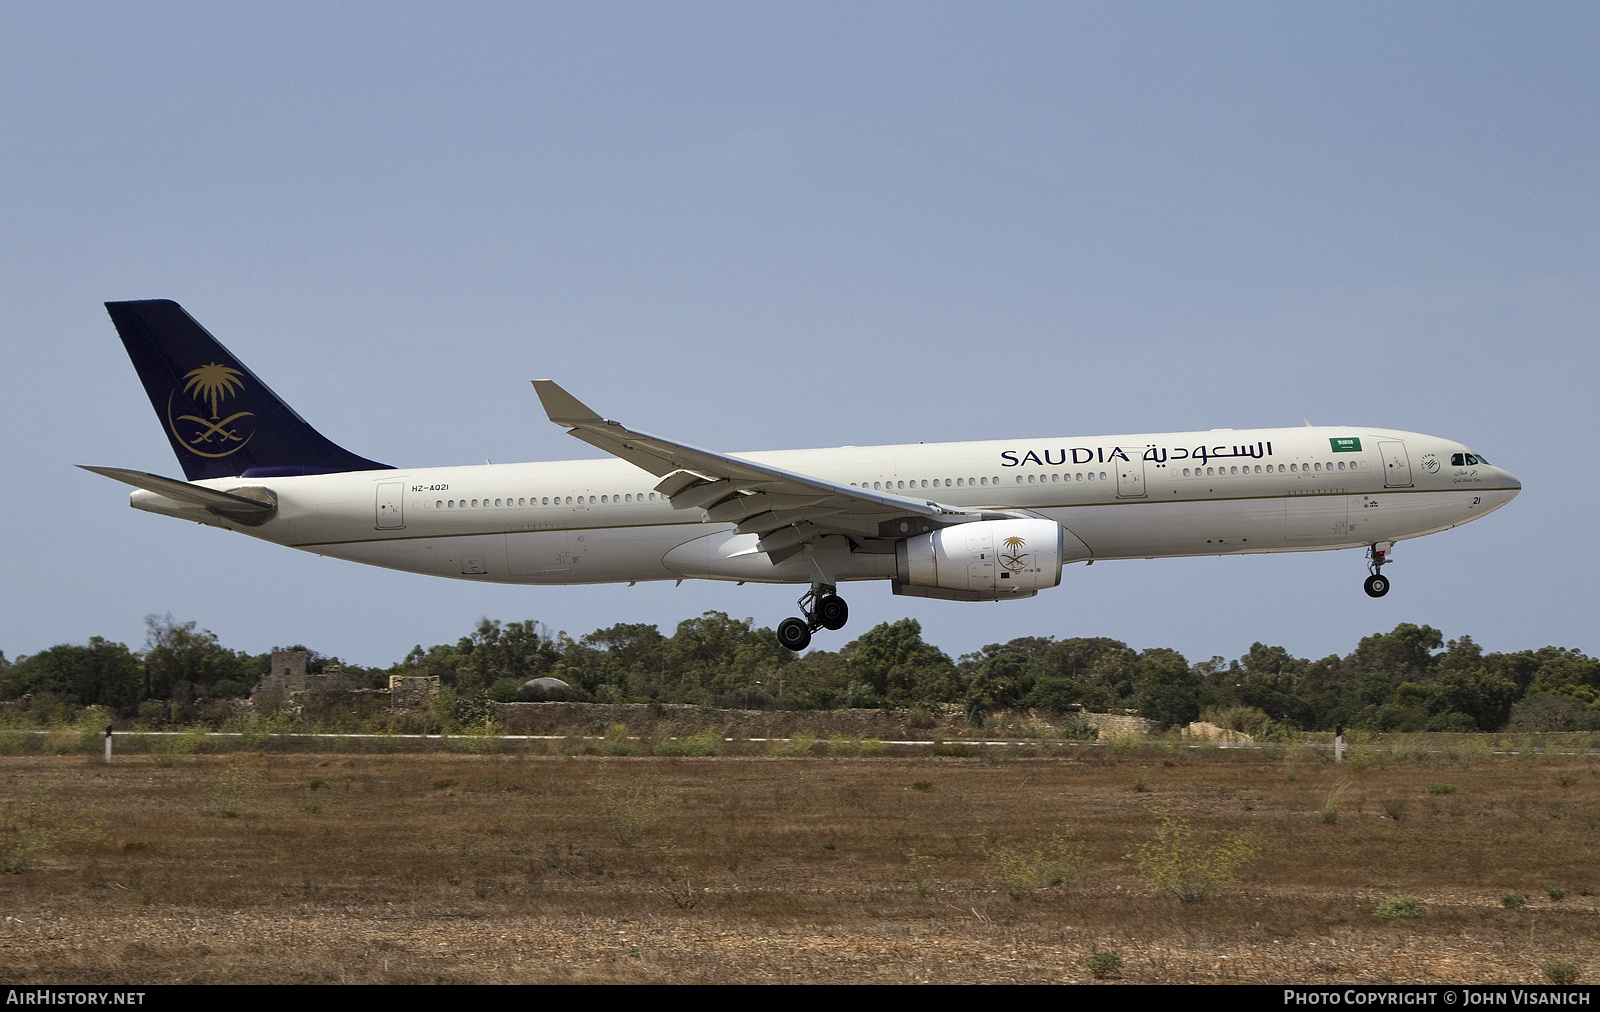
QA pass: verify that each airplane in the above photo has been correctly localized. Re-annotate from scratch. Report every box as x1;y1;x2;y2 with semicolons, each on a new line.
85;299;1522;651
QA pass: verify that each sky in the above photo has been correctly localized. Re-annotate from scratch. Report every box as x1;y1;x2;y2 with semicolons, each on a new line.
1;2;1595;668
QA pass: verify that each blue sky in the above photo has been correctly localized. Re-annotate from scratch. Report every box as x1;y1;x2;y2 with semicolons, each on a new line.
2;2;1595;666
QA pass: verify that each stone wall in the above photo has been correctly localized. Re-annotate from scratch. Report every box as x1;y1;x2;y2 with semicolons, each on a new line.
491;702;1159;740
1081;712;1160;738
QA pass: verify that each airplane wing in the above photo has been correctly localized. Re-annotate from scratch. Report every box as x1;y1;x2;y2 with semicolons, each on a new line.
532;380;995;564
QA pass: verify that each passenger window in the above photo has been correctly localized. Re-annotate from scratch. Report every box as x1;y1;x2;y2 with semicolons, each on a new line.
436;500;444;509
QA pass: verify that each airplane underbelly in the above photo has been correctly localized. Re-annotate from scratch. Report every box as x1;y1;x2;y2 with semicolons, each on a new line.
663;528;899;584
304;525;691;584
1050;490;1487;559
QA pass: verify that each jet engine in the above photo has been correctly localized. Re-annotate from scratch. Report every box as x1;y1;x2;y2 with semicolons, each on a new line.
894;518;1064;598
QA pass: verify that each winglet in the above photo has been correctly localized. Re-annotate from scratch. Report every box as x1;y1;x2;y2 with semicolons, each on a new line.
532;380;606;427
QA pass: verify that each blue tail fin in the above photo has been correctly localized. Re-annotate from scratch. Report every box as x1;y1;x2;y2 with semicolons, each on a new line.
105;299;393;480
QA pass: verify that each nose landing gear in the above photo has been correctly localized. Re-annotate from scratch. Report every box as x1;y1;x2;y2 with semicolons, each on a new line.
1364;543;1393;598
775;584;849;652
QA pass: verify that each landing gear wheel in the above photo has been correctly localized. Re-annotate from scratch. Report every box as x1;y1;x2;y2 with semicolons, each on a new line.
1364;574;1390;598
816;594;848;631
777;617;812;652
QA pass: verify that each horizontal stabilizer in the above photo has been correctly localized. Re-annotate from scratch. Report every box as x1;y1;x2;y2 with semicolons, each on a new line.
79;465;276;523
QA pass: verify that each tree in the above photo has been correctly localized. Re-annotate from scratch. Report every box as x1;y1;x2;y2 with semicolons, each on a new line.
143;615;255;699
453;619;560;691
1135;648;1200;728
2;638;142;711
847;619;959;708
660;612;789;701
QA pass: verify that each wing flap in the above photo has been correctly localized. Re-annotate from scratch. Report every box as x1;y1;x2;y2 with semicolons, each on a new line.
531;379;989;567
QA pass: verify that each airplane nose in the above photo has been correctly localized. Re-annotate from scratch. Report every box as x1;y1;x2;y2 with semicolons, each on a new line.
1502;470;1521;493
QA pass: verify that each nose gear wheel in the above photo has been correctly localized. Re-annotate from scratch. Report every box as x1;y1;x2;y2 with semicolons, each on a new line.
1364;543;1393;598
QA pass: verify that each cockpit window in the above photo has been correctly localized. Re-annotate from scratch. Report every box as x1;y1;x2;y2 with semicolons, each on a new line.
1451;452;1488;466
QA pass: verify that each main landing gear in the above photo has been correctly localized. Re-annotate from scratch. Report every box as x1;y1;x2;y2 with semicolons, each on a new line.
776;584;849;652
1364;542;1393;598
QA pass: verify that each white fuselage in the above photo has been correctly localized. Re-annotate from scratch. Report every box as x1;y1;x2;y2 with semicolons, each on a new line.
129;425;1520;588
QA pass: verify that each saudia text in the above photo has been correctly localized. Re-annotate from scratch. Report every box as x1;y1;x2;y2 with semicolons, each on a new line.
1001;442;1274;468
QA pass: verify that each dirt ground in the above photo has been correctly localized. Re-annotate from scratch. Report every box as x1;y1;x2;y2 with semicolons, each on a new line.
0;750;1595;983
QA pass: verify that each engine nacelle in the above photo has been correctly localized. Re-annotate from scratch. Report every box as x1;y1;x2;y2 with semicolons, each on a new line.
894;518;1064;598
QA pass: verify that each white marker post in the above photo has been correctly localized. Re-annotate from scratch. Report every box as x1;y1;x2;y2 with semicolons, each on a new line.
1333;724;1344;765
104;725;113;764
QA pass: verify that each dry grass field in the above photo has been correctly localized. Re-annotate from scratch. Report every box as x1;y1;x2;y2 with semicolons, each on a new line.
0;747;1595;984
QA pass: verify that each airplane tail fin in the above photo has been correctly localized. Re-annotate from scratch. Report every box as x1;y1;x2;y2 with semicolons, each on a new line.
104;300;393;481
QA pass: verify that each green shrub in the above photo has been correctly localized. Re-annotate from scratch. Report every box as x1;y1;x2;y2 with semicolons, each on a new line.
1128;811;1255;903
1545;885;1566;902
1319;785;1347;824
1501;893;1526;909
598;773;669;847
1374;895;1423;919
1060;716;1099;741
825;733;886;757
601;723;638;756
1543;961;1580;985
1427;782;1457;795
1083;949;1123;979
767;731;817;757
983;832;1084;900
653;727;724;756
149;727;208;767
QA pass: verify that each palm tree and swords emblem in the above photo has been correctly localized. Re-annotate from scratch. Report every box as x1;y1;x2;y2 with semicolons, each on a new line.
165;362;255;457
1000;534;1030;572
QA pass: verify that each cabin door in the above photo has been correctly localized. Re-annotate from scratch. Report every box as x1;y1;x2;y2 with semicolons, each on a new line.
375;482;405;529
1378;440;1413;488
1116;458;1148;498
